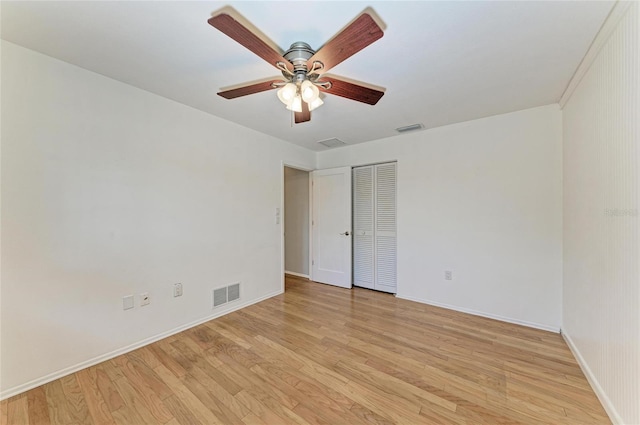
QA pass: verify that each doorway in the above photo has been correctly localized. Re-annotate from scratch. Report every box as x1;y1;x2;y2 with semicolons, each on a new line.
283;166;310;283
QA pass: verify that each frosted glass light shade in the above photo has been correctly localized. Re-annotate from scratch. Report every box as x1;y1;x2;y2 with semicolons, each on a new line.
300;80;319;103
286;95;303;113
277;82;297;105
308;97;324;111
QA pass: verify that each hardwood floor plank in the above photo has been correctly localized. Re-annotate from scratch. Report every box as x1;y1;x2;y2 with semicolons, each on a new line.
170;338;244;396
6;395;28;425
44;380;76;425
152;363;226;425
349;402;395;425
110;356;173;423
111;376;170;424
161;394;204;425
213;351;299;411
243;388;310;425
185;362;251;419
233;390;292;424
179;373;245;425
339;358;458;412
0;399;9;425
75;368;115;425
124;351;174;400
94;365;124;413
146;342;188;379
204;321;253;350
100;359;125;382
127;346;162;370
109;401;148;425
26;386;52;425
5;276;611;424
240;412;269;425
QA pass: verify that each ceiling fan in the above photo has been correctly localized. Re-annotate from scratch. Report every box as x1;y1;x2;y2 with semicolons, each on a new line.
208;7;386;124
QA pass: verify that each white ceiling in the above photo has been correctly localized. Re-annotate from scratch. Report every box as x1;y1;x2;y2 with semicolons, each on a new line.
1;1;613;151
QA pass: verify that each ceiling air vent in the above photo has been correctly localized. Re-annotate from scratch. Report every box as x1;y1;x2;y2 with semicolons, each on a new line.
317;138;346;148
395;123;424;134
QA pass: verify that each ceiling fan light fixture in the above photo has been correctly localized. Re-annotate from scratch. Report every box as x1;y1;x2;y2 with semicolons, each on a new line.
277;82;297;105
286;95;303;113
300;80;319;103
308;97;324;111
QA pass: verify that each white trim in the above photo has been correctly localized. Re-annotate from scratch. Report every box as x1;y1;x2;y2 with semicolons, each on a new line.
395;294;560;333
0;289;283;401
284;271;310;279
560;1;633;108
561;330;621;424
308;172;314;282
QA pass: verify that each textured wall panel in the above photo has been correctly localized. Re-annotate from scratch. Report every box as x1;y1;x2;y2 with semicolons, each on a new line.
562;3;640;424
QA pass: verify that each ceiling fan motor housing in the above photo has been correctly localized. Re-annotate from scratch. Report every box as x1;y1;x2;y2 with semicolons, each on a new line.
284;42;316;81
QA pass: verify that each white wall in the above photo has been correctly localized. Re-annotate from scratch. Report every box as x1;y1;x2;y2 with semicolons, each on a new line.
561;3;640;424
318;104;563;331
284;167;309;276
0;41;315;398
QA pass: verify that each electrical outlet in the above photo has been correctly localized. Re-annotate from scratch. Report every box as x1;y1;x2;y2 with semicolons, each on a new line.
140;292;150;306
444;270;453;281
123;295;134;310
173;283;183;297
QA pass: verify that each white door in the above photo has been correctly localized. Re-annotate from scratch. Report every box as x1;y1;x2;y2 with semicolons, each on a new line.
353;166;375;289
353;162;397;293
311;166;352;288
374;162;397;293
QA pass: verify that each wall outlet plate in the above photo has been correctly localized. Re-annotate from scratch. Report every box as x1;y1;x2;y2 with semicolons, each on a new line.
445;271;453;280
173;283;183;297
140;292;150;306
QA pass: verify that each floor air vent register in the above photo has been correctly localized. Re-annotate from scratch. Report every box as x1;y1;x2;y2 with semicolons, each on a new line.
213;282;240;308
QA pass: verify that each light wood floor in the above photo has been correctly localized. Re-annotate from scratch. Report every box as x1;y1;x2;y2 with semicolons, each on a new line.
2;275;610;424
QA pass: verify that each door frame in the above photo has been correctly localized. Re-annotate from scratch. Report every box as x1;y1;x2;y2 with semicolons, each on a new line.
281;161;314;293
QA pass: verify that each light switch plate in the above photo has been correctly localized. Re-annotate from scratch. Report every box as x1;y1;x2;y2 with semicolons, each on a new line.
123;295;134;310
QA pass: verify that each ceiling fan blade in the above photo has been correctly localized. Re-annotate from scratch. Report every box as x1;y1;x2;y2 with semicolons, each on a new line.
318;76;385;105
217;79;282;99
307;10;384;74
208;7;293;72
295;101;311;124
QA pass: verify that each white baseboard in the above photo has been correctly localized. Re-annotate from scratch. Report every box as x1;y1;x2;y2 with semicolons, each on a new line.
561;330;621;424
395;294;560;333
0;289;283;401
284;271;309;279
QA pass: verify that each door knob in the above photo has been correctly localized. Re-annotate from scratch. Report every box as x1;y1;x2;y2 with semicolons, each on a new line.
340;231;350;236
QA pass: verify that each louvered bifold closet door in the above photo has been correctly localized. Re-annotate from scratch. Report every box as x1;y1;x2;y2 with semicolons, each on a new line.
353;163;397;293
353;166;375;289
374;163;397;293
